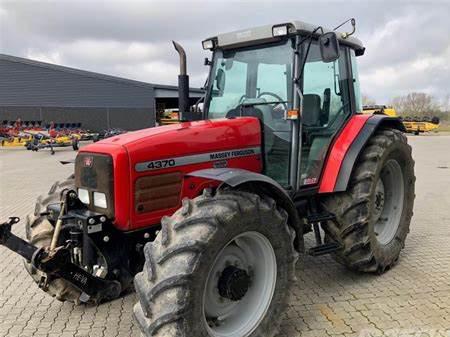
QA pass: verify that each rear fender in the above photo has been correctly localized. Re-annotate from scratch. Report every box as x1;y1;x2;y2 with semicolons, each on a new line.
187;168;304;252
320;114;406;193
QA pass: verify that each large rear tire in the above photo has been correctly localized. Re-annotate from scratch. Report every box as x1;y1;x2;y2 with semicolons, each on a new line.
322;129;415;273
133;189;297;337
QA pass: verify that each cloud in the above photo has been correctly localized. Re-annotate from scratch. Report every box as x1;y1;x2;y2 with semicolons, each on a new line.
358;5;450;102
0;0;449;103
361;45;450;102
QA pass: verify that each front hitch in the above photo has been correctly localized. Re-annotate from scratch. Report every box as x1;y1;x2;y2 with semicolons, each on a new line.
0;217;38;261
0;217;121;303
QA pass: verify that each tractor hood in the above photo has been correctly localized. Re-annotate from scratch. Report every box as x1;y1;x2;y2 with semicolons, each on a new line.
88;117;262;162
79;117;262;230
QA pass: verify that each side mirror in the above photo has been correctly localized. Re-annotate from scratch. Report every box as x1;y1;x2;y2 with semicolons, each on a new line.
215;68;226;96
319;32;340;63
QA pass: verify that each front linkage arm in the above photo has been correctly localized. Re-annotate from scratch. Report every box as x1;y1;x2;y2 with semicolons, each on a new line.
0;217;37;261
0;217;120;303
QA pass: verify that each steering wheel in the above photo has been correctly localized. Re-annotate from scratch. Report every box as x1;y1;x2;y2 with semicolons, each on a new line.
257;92;288;111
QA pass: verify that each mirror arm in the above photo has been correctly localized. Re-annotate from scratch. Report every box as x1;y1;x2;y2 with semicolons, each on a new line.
194;94;205;117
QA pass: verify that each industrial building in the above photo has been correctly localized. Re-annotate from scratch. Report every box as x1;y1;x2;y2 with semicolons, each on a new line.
0;54;203;131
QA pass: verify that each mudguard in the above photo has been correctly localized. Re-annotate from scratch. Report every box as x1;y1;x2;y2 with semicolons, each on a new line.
319;114;406;193
187;168;304;252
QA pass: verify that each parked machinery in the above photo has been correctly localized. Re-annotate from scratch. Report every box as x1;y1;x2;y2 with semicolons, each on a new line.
0;119;126;153
401;116;440;134
363;105;440;134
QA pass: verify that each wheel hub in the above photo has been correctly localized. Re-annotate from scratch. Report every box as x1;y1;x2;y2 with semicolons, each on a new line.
372;159;405;246
218;266;251;302
373;179;385;223
203;231;277;337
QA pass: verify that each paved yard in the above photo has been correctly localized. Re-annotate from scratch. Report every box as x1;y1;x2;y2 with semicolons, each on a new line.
1;136;450;337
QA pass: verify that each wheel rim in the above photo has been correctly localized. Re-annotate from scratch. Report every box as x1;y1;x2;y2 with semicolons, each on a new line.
373;159;405;245
203;231;277;337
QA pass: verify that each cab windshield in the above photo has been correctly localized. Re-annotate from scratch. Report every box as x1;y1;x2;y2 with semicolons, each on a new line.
206;41;294;119
205;40;294;186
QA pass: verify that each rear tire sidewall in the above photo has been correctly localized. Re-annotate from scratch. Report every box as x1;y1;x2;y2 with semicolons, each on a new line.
368;140;414;265
185;207;292;337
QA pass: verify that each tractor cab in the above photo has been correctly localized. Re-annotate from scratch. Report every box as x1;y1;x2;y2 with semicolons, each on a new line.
200;22;365;190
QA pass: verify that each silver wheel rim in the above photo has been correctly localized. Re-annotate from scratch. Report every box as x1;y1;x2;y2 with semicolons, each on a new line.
373;159;405;245
203;231;277;337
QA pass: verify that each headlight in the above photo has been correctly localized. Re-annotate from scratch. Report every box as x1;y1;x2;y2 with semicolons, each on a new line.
272;24;289;37
202;39;215;50
93;192;107;209
78;188;89;204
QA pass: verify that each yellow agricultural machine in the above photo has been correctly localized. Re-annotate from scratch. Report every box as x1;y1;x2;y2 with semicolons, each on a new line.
1;120;86;153
25;132;81;155
401;116;440;135
362;105;397;117
159;109;181;125
0;134;33;147
363;105;440;134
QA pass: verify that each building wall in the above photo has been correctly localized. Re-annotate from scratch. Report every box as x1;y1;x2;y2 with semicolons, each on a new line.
0;56;204;131
0;58;156;108
0;57;157;130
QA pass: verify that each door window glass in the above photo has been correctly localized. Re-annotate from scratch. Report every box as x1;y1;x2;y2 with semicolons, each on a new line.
350;49;363;112
300;44;351;186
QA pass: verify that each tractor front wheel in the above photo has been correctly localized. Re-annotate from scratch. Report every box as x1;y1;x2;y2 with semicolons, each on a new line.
134;190;297;337
25;176;122;304
322;128;415;273
24;176;85;304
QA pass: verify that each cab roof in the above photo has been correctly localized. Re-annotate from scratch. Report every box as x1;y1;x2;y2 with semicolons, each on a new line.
207;20;365;56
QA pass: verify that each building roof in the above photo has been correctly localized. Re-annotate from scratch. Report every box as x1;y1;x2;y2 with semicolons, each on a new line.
0;53;204;94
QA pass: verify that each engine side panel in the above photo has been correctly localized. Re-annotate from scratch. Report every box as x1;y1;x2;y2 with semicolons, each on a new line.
80;117;263;231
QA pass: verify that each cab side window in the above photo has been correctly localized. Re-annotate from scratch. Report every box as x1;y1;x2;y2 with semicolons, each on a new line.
209;60;248;119
300;44;352;186
350;49;363;113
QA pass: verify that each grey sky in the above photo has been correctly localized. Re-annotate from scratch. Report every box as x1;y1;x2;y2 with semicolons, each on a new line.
1;0;449;104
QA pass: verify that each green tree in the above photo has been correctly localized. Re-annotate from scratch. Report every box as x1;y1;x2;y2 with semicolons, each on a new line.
391;92;440;117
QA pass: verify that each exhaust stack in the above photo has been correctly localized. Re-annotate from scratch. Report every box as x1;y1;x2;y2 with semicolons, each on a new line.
173;41;190;121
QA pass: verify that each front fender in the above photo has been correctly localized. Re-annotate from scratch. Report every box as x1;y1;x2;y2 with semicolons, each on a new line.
187;168;304;252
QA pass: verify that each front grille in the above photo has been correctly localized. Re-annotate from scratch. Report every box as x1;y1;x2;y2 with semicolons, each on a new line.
135;172;182;213
75;153;114;218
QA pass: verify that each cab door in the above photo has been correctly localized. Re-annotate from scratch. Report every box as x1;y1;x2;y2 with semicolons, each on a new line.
299;43;355;187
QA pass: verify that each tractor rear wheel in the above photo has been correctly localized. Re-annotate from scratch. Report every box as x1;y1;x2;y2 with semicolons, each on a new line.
322;128;415;273
133;189;297;337
24;176;86;304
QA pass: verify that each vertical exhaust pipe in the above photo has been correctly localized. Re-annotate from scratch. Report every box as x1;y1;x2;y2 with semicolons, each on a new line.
173;41;190;121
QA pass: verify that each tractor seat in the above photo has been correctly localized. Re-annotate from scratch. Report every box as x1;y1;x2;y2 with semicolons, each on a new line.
302;94;322;127
226;98;276;153
302;94;330;182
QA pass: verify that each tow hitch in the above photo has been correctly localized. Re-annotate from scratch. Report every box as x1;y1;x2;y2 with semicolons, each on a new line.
0;217;121;303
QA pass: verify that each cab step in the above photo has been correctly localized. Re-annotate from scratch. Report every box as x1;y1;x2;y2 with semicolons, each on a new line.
308;242;342;256
306;212;336;224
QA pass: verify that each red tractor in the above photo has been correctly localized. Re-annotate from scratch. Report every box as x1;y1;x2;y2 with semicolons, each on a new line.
0;20;415;337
